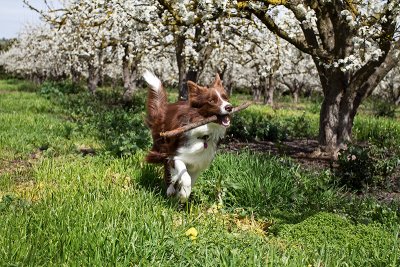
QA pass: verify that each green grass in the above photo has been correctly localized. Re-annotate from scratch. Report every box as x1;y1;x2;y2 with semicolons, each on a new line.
230;97;400;147
198;153;336;215
1;79;399;266
353;115;400;146
0;79;39;92
0;82;98;160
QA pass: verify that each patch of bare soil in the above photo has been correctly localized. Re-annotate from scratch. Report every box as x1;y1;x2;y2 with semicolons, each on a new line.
0;149;44;180
0;159;31;177
0;90;17;94
223;138;334;171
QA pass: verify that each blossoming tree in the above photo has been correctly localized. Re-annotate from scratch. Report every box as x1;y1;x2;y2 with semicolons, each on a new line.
235;0;400;152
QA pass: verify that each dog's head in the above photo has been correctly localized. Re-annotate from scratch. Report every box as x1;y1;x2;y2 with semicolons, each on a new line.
187;73;232;127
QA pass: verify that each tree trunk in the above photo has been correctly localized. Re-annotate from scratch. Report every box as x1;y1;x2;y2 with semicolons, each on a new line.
293;90;299;103
87;63;99;95
71;66;80;87
122;71;137;103
318;60;399;153
317;65;348;152
253;85;261;102
218;62;233;95
228;84;233;96
175;25;214;101
317;68;365;152
264;74;274;105
175;34;187;100
122;45;138;103
187;70;197;82
225;77;233;96
97;50;104;87
292;83;300;103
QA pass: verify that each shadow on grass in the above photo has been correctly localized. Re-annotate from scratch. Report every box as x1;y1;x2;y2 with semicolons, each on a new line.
136;162;189;210
267;210;320;235
136;163;164;194
135;160;205;211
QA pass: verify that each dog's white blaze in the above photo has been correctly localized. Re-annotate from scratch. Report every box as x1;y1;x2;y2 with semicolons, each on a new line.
216;90;231;115
171;123;226;200
143;70;161;92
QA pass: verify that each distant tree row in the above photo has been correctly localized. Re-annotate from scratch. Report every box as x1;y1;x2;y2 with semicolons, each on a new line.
0;0;399;153
0;1;319;102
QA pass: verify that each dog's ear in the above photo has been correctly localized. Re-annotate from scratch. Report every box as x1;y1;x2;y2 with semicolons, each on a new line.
211;73;223;88
188;81;208;100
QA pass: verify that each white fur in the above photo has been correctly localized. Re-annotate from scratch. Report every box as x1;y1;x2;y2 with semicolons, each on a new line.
170;123;226;200
216;91;232;115
143;70;161;92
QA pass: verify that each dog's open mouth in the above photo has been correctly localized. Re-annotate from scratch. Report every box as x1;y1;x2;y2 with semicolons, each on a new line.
217;115;231;127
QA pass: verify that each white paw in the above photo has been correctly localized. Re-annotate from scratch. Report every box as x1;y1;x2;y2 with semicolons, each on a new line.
177;172;192;201
166;184;176;197
177;185;191;201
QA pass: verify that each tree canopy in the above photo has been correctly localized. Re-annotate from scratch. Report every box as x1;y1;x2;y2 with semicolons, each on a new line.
1;0;399;151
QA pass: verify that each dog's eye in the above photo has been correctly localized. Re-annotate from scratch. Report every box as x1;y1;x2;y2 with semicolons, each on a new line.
209;99;214;103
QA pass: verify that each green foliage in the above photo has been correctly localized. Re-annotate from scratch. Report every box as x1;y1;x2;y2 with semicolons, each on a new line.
1;80;400;266
0;79;39;92
336;144;399;191
284;112;315;138
342;197;400;226
94;108;150;156
0;88;75;158
353;116;400;148
373;100;397;118
228;109;317;142
305;101;322;114
277;212;400;266
16;81;40;92
40;83;151;156
40;81;83;97
228;112;288;141
199;152;337;217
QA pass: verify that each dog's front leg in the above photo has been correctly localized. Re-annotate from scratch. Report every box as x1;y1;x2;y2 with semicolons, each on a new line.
172;159;192;201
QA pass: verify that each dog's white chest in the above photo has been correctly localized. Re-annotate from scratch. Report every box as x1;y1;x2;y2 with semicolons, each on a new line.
175;123;225;174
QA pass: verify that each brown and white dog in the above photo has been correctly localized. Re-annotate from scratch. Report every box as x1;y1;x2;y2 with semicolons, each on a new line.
143;70;232;201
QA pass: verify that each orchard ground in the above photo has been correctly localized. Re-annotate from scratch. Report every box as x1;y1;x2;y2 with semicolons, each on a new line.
1;79;400;266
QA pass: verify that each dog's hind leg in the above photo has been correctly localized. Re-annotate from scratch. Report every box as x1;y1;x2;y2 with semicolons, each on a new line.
164;160;176;197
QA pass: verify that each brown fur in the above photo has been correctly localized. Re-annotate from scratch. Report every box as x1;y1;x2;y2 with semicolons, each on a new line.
145;74;230;186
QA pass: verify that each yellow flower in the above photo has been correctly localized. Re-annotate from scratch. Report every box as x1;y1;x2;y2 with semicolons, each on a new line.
185;227;198;240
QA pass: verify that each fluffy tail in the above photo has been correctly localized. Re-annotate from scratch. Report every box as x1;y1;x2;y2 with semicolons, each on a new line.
143;70;167;128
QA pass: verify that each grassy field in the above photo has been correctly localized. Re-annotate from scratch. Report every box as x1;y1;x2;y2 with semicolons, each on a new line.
1;79;399;266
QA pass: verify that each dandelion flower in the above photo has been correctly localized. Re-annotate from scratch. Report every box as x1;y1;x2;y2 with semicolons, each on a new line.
185;227;198;240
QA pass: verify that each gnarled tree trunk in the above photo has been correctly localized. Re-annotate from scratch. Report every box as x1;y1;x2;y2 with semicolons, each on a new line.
241;0;400;155
175;33;188;100
253;83;261;102
121;45;138;103
70;66;81;87
175;25;215;100
264;74;274;105
317;46;399;153
87;63;99;95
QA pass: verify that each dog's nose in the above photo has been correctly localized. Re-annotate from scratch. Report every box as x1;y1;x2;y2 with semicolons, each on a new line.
225;105;233;113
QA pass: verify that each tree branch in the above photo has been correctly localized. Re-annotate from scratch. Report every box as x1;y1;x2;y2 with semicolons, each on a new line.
159;102;252;137
249;8;311;54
